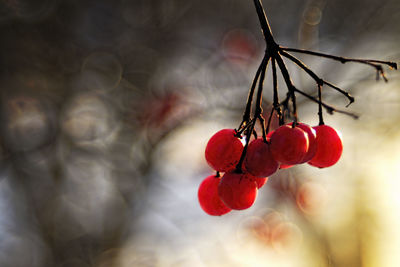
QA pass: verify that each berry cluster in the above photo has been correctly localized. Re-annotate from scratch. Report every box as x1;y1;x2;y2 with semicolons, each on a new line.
197;0;396;216
198;124;342;216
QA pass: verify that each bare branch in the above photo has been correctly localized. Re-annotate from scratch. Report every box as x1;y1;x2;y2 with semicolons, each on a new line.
280;50;355;106
293;86;359;119
280;46;397;81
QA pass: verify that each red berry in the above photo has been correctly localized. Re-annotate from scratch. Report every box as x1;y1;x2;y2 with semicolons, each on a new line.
266;131;273;140
267;129;294;170
218;172;258;210
198;175;232;216
270;125;309;165
245;174;268;188
295;123;317;163
244;138;279;177
279;164;293;169
254;177;268;189
267;130;294;169
205;129;243;172
308;125;343;168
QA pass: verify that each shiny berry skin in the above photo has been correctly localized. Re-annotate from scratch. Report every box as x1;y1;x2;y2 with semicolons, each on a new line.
244;138;279;177
295;123;317;163
218;172;258;210
308;125;343;168
254;177;268;189
246;174;268;188
198;175;232;216
270;125;309;165
279;163;293;169
267;131;293;169
205;129;243;172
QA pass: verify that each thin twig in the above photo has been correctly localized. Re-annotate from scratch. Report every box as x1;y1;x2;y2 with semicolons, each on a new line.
236;118;255;172
280;46;397;82
293;85;359;119
265;106;275;136
280;50;355;106
271;57;283;123
274;53;298;123
238;55;268;130
255;56;271;141
323;81;354;107
317;84;324;125
236;56;270;171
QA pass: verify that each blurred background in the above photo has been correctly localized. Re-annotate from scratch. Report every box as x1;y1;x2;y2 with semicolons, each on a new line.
0;0;399;266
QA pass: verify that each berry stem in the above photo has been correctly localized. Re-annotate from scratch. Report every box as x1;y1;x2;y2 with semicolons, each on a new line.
255;55;270;142
265;106;275;135
252;128;258;139
274;54;298;124
235;120;255;173
258;114;267;142
255;55;270;116
318;84;325;125
238;56;268;131
271;58;283;124
236;55;270;172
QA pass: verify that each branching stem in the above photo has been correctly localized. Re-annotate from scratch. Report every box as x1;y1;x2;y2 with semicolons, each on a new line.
234;0;395;166
280;50;355;106
236;55;270;171
253;0;276;47
238;55;268;131
280;46;397;82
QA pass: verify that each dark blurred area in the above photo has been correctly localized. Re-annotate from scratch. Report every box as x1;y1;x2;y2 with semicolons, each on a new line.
0;0;399;266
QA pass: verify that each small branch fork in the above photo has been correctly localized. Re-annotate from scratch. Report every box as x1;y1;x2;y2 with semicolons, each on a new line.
234;0;397;172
